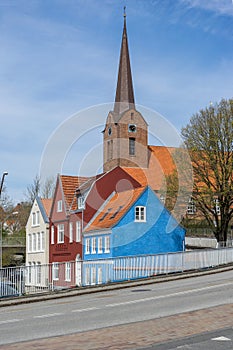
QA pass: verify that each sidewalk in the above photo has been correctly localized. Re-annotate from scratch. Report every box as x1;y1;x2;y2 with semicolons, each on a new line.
0;303;233;350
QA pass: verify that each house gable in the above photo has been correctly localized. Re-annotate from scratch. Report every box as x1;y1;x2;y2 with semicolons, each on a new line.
111;187;185;256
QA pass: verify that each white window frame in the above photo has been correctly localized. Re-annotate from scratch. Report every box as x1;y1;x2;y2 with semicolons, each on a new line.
91;237;96;254
52;262;59;280
28;234;32;252
51;225;54;244
85;238;90;254
32;212;36;226
57;224;64;243
187;198;196;215
104;236;110;253
135;206;146;222
37;232;41;252
36;211;40;225
69;222;73;243
76;221;81;242
41;232;45;251
77;196;85;210
98;237;103;254
57;200;63;212
65;262;71;282
32;233;36;252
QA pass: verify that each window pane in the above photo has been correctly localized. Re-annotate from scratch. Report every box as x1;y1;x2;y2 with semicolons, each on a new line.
129;138;135;155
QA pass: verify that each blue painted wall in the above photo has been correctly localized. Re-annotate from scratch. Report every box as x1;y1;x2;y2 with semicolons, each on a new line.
83;187;185;261
83;234;112;261
112;187;185;257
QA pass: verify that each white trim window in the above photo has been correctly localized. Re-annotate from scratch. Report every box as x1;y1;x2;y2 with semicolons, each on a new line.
41;232;45;251
76;221;81;242
85;238;90;254
36;211;40;225
77;196;85;210
57;224;65;243
32;212;36;226
104;236;110;253
52;262;59;280
28;234;32;252
135;206;146;222
91;237;96;254
69;222;73;243
65;262;71;282
32;233;36;252
57;200;63;212
98;237;103;254
32;211;40;226
187;198;196;215
37;232;41;251
51;225;54;244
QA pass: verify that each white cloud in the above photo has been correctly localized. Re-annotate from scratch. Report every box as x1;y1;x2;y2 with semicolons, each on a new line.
182;0;233;16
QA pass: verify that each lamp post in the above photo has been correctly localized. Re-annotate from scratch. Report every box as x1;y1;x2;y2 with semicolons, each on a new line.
0;211;18;269
0;172;8;199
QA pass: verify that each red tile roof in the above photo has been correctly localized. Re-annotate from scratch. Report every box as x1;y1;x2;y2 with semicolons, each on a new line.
41;198;52;217
122;146;177;191
60;175;90;211
85;187;146;232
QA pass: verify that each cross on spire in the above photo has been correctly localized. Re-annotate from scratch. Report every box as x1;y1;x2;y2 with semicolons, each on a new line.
114;8;135;115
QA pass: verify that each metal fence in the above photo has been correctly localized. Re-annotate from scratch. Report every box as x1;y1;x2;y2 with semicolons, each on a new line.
1;247;233;299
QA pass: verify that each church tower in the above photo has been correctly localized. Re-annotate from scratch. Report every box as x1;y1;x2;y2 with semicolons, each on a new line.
103;10;148;173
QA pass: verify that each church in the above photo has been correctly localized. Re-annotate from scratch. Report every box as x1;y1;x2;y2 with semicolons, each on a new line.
47;12;185;286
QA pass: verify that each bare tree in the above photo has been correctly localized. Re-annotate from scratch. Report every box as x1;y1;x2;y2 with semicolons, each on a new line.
41;176;55;199
181;98;233;245
25;175;41;205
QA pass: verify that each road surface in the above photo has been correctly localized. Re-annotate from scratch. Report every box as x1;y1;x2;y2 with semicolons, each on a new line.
0;269;232;348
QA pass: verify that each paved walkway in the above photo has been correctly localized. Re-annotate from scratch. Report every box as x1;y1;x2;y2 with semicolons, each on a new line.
0;303;233;350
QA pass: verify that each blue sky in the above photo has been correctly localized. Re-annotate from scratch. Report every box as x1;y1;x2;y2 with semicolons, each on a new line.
0;0;232;203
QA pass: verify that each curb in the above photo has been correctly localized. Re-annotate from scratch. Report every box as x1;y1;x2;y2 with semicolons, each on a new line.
1;264;233;308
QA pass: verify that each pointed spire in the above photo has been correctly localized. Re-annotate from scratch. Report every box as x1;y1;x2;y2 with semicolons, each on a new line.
114;7;135;115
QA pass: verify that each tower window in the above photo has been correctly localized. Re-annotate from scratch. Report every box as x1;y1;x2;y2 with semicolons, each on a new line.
107;140;113;160
129;138;135;156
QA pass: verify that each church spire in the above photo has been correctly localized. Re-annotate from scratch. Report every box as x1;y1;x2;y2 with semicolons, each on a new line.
114;8;135;115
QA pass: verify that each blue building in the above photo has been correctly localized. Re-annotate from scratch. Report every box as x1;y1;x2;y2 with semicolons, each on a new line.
82;186;185;285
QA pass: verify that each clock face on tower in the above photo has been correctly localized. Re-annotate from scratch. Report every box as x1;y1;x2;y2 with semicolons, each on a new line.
128;124;137;133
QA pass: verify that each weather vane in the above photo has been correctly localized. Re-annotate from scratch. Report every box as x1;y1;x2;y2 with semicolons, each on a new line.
124;6;126;18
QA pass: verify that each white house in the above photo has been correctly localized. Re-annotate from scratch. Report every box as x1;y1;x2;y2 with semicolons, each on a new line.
25;197;52;288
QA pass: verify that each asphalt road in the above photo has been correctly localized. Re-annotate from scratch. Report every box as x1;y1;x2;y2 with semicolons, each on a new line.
0;269;233;346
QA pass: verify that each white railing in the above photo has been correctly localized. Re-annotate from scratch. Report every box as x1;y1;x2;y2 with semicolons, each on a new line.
1;247;233;299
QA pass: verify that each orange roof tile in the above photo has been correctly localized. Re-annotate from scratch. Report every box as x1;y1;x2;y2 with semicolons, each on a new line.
122;167;148;186
147;146;177;190
85;187;146;232
41;198;52;217
121;146;177;191
60;175;90;211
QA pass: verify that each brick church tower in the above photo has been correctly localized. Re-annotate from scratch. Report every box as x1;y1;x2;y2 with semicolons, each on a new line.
103;11;148;173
